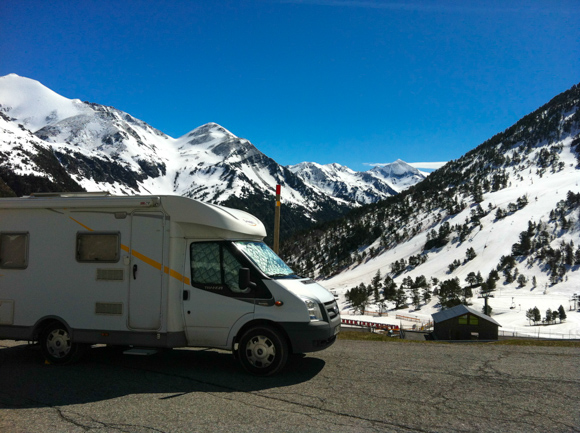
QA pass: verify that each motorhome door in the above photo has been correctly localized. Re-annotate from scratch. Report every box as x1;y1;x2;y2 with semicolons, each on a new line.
128;212;164;330
183;241;255;347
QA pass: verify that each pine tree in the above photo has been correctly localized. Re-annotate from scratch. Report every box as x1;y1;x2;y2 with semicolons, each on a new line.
371;270;382;303
393;287;407;309
526;308;535;325
462;286;473;305
481;271;497;296
465;272;478;287
533;307;541;324
383;276;397;302
504;269;514;283
413;275;428;289
411;287;421;310
438;278;463;308
346;284;370;315
422;287;432;305
465;247;477;262
545;308;552;324
558;305;567;322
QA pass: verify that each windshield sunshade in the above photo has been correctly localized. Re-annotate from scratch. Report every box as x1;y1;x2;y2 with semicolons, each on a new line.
235;241;295;278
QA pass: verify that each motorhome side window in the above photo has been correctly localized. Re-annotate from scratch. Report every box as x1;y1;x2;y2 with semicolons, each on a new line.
0;232;29;269
190;242;249;294
76;232;120;262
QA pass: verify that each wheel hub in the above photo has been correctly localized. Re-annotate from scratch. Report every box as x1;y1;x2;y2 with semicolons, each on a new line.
245;335;275;368
46;329;71;358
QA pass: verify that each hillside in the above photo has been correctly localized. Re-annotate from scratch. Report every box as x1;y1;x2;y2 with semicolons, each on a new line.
281;83;580;338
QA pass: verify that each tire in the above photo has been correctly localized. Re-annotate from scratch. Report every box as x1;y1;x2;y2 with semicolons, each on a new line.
39;322;86;365
238;326;288;376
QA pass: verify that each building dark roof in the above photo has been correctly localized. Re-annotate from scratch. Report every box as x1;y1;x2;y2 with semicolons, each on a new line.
432;304;501;327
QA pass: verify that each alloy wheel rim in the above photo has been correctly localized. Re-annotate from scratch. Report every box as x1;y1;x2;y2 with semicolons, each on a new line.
245;335;276;368
46;329;71;358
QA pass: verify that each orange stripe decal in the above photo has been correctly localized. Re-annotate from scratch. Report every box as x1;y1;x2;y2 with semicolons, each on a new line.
128;247;190;284
165;266;191;285
69;217;93;231
130;249;162;271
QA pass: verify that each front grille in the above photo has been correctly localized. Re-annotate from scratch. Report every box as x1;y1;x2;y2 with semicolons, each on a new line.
324;300;339;320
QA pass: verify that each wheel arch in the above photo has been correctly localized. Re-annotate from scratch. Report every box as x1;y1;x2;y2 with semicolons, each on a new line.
32;316;72;341
232;319;293;354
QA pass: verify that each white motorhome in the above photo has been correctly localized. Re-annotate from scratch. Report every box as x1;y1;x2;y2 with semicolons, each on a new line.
0;193;340;375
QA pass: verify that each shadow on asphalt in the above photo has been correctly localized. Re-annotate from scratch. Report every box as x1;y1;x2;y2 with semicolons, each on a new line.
0;343;326;409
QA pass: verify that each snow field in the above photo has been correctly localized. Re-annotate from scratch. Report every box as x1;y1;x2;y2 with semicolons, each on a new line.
324;139;580;339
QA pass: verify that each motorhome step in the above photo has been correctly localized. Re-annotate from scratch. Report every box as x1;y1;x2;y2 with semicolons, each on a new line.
123;348;158;356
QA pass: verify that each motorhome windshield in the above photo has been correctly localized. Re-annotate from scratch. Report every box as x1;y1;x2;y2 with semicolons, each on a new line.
234;241;295;278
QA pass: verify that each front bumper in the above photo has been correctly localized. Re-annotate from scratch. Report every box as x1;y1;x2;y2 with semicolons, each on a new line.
280;318;341;354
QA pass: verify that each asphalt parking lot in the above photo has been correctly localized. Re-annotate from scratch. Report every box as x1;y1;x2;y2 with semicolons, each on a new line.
0;338;578;432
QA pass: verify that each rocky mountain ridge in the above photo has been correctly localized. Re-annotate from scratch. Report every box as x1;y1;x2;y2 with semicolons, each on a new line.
0;74;424;241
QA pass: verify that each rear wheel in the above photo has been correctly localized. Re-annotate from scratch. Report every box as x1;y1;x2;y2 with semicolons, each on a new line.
238;326;288;376
40;322;86;365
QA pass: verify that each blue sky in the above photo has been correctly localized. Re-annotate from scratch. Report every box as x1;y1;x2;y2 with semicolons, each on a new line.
1;0;579;171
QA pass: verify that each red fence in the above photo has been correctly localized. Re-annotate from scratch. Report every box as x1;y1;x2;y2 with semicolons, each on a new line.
341;318;399;330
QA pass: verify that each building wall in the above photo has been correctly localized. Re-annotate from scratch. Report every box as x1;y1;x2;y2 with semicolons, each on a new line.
434;313;498;340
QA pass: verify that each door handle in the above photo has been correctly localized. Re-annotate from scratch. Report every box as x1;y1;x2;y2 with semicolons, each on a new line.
183;290;190;301
133;264;138;279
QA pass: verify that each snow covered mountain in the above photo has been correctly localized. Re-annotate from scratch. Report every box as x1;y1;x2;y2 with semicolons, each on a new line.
287;160;424;204
0;110;85;195
368;160;426;193
0;73;174;195
0;74;415;240
281;82;580;338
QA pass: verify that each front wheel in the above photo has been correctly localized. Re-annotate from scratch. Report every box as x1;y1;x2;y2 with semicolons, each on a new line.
39;322;86;365
238;326;288;376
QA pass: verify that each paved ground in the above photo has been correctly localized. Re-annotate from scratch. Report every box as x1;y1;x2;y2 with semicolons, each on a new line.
0;339;579;432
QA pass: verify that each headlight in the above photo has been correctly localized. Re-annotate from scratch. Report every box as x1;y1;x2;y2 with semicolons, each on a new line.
302;297;324;322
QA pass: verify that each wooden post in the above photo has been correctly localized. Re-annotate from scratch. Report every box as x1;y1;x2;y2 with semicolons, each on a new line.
273;184;281;254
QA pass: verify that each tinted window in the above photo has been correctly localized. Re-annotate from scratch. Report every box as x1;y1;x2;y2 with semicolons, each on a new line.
77;233;120;262
0;232;29;269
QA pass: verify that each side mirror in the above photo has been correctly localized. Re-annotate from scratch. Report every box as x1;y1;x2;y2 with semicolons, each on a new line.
239;268;257;291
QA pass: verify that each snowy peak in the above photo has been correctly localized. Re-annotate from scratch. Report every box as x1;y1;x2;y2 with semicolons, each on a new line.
369;159;426;192
290;161;356;177
176;122;263;169
288;162;355;184
288;159;423;204
370;159;421;178
179;122;237;147
0;74;88;132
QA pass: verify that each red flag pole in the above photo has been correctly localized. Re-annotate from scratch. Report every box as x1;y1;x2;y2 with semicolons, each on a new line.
274;184;281;254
